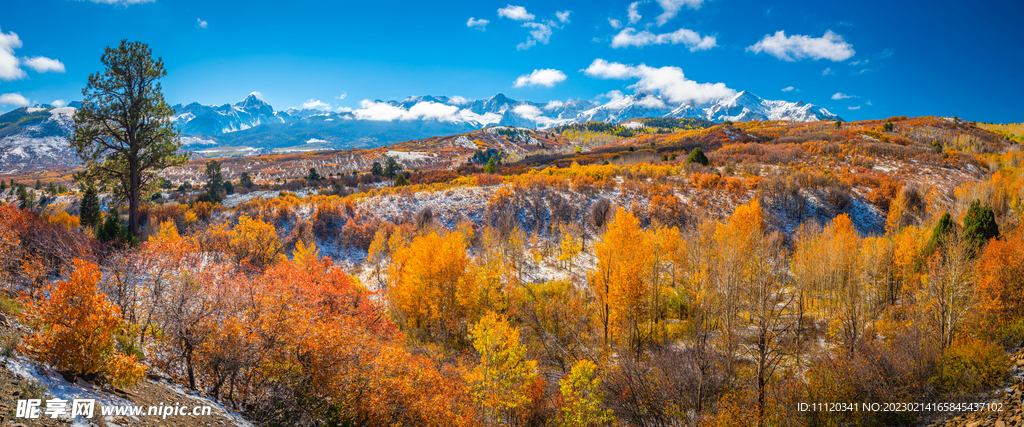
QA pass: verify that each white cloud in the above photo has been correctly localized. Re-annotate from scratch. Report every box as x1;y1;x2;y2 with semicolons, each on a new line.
584;58;734;104
0;93;30;106
514;68;567;88
22;56;65;73
609;18;623;29
336;106;352;113
0;28;25;81
497;5;534;21
354;101;409;121
831;92;855;100
600;90;625;100
556;10;571;23
449;96;469;105
748;30;855;62
636;95;668;109
543;100;565;110
655;0;704;26
781;86;795;92
628;2;642;24
467;17;489;31
822;67;834;75
584;59;635;79
51;99;66;107
848;106;860;110
302;99;330;109
408;101;460;120
249;91;263;99
611;27;716;52
517;21;553;50
512;104;568;128
866;100;873;106
353;100;461;122
196;18;208;29
336;93;347;100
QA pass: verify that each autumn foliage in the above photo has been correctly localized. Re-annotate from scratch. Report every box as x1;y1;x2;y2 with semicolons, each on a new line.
19;259;146;389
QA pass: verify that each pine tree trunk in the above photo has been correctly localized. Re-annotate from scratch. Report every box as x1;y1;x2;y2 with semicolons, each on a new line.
129;158;141;237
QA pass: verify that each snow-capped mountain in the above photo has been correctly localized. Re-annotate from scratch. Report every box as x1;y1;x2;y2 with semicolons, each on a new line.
576;91;840;124
0;105;80;170
0;91;840;169
172;94;290;135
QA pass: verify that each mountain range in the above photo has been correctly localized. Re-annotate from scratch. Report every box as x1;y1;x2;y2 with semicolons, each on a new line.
0;91;840;170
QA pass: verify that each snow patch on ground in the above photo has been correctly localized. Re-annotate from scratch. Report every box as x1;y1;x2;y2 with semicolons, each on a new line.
454;135;476;149
385;150;432;162
6;356;136;424
181;136;218;146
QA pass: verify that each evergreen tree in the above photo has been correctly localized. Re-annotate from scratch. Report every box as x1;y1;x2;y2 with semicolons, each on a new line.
80;186;102;229
223;180;234;195
371;161;384;177
686;147;710;166
394;174;410;187
306;168;322;181
926;212;955;255
96;212;134;247
239;172;254;189
0;180;6;192
35;179;42;190
963;199;999;249
384;157;400;178
17;185;35;210
483;157;497;174
202;160;224;203
205;160;224;194
70;40;188;237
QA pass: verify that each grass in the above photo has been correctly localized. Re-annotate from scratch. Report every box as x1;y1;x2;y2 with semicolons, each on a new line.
0;295;21;315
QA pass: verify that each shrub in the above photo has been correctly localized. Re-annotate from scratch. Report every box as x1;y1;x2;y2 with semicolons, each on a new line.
229;215;283;268
686;147;709;166
19;260;146;389
97;213;136;247
931;338;1009;395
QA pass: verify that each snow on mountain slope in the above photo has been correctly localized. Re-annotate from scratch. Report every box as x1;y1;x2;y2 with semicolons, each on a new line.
0;106;79;170
0;91;841;170
172;94;286;135
576;90;841;125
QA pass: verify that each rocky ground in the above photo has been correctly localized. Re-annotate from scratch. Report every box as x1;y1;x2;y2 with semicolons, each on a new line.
930;350;1024;427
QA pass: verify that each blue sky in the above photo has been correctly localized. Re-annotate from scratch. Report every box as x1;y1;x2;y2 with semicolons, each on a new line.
1;0;1022;122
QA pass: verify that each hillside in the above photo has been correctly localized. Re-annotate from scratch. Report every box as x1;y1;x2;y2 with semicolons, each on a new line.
1;115;1022;427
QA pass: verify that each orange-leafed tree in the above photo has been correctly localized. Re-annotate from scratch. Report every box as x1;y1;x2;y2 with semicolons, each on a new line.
20;259;146;389
237;241;479;426
591;207;659;354
387;230;478;344
973;230;1024;342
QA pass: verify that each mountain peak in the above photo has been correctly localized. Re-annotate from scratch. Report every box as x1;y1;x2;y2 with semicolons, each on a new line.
237;93;269;109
